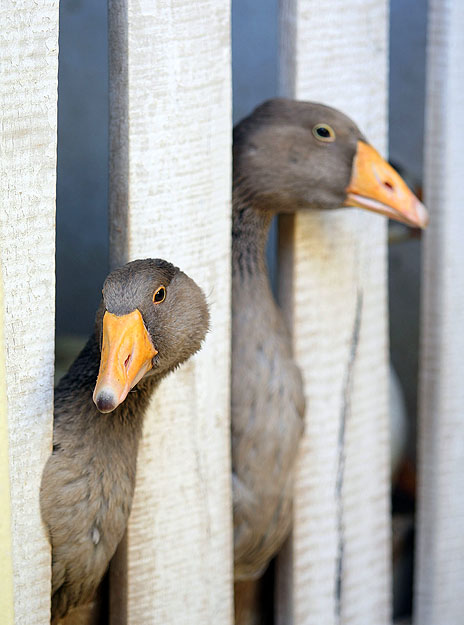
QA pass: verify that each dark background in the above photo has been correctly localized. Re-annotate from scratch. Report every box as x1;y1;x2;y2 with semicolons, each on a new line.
56;0;427;427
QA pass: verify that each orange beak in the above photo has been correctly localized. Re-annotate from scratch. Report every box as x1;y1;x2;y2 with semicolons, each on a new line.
93;309;158;413
344;141;429;228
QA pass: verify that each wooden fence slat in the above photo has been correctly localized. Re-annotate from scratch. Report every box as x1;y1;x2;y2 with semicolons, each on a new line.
415;2;464;623
0;2;59;623
0;273;14;624
276;1;391;624
108;1;233;624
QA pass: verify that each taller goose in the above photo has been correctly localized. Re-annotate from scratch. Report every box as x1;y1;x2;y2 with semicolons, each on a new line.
40;259;209;623
231;99;427;585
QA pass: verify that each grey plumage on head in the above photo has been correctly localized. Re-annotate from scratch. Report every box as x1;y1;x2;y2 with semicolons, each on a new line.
103;258;179;316
233;98;365;214
98;258;209;374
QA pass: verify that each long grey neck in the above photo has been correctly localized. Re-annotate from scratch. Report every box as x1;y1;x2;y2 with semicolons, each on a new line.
232;192;274;288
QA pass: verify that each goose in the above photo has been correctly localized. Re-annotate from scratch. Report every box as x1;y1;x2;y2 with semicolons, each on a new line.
40;258;209;623
231;98;427;619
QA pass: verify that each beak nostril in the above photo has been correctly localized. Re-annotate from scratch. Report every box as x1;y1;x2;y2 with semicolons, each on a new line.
384;180;394;191
124;354;131;370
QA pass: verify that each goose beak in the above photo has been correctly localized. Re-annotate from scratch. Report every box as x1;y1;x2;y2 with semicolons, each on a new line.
93;309;158;413
344;141;429;228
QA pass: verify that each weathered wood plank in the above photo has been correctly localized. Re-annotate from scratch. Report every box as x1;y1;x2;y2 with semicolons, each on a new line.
0;2;59;622
415;2;464;624
108;1;233;624
277;1;391;624
0;273;14;625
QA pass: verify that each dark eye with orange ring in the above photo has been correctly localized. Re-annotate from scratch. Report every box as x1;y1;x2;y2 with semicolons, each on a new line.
312;123;336;142
153;286;166;304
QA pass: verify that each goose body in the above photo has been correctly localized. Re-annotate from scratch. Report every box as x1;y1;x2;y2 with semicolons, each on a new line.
42;337;143;620
40;259;209;622
231;98;427;583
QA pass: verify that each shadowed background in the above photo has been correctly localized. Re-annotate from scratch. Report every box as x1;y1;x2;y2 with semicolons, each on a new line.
56;0;426;424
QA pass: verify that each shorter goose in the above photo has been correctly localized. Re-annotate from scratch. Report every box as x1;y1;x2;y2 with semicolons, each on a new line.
40;259;209;623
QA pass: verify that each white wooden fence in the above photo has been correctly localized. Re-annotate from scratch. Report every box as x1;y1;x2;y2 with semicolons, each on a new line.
0;1;462;624
107;1;233;623
277;3;390;624
415;2;464;624
0;2;59;623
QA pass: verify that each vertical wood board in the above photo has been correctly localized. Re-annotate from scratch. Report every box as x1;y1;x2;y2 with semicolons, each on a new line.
0;2;59;623
108;1;233;624
415;2;464;624
0;272;14;624
277;1;391;624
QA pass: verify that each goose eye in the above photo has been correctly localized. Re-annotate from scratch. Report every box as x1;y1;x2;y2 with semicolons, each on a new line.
153;286;166;304
312;123;336;142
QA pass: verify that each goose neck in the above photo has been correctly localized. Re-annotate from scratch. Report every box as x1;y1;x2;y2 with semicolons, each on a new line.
232;197;273;282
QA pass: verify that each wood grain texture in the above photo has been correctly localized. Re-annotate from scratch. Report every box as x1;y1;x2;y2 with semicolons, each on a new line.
108;1;233;623
0;2;59;623
0;272;14;624
277;2;391;624
414;2;464;624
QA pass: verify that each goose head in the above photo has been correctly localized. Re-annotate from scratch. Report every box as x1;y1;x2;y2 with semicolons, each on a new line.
93;259;209;413
233;98;428;228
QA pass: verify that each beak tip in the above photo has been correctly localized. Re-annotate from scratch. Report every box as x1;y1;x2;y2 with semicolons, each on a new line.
415;199;429;229
93;389;118;414
347;141;430;229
